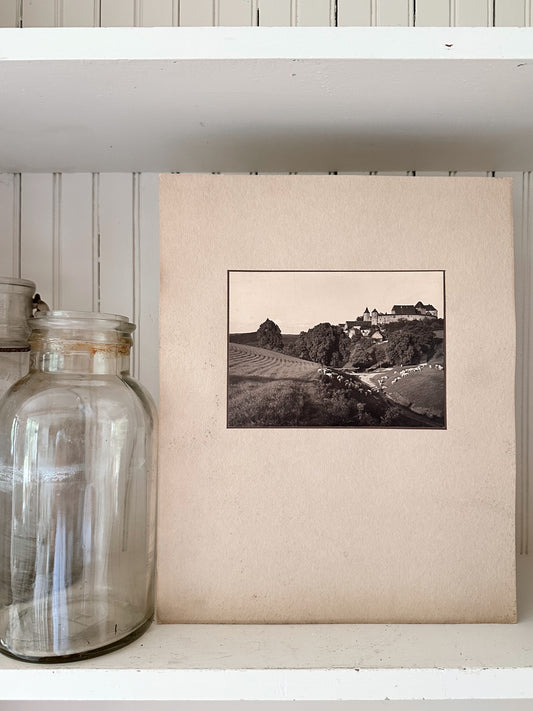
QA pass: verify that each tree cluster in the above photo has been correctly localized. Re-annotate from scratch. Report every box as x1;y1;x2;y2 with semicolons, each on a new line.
286;322;352;367
385;320;435;365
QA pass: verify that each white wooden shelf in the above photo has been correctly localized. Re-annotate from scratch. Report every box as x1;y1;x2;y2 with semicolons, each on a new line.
1;26;533;172
0;555;530;701
1;25;532;705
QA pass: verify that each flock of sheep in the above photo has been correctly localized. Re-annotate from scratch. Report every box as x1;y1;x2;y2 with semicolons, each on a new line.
317;360;445;397
389;362;444;386
316;368;372;396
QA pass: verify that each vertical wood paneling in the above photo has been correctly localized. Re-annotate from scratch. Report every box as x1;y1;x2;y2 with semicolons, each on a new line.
526;173;533;554
376;0;414;26
98;174;134;321
178;0;214;25
295;0;332;26
495;0;526;26
0;175;16;276
415;0;450;26
20;174;54;305
140;0;173;26
138;174;160;402
257;0;291;25
59;173;94;310
517;171;533;554
0;0;19;27
218;0;254;25
100;0;135;26
454;0;493;26
62;0;99;26
21;0;56;26
337;0;371;26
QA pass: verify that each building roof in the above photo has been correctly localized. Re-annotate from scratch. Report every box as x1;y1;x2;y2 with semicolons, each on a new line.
363;307;370;313
391;305;419;315
415;301;437;311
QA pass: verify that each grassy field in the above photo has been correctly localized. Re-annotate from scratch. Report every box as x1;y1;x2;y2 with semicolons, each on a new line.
366;366;445;420
228;343;318;427
228;343;441;427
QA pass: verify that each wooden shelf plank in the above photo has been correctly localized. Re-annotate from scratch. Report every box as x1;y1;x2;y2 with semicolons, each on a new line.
0;555;532;701
1;27;533;172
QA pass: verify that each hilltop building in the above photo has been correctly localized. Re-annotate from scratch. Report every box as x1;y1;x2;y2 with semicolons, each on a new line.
344;301;438;338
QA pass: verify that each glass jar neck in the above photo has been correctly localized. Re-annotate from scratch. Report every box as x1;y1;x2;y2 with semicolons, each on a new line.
30;340;131;375
28;311;135;376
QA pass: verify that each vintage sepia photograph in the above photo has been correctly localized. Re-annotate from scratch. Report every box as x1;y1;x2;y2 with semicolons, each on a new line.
228;270;445;428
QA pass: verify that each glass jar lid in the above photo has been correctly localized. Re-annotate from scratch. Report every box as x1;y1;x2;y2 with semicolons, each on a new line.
0;277;36;350
0;276;36;290
30;310;136;344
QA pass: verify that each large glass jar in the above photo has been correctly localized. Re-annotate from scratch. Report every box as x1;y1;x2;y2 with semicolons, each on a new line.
0;311;157;662
0;277;35;399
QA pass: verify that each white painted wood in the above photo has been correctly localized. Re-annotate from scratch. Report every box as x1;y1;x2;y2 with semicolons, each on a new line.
3;28;533;172
337;0;371;26
415;0;450;26
376;0;413;26
62;0;98;27
140;0;173;27
495;0;526;26
525;172;533;555
97;173;134;322
218;0;254;26
455;0;493;27
0;174;17;276
0;555;532;701
21;0;55;26
100;0;135;27
137;173;160;403
295;0;332;26
178;0;214;26
20;174;53;306
6;26;533;61
257;0;291;26
59;173;94;311
0;0;19;27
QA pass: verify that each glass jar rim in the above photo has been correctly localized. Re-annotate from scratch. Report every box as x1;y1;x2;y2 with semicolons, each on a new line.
32;310;136;333
0;276;36;289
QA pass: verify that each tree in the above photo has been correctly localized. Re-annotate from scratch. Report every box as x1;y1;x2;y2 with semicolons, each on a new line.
256;318;284;351
385;321;435;365
351;341;376;370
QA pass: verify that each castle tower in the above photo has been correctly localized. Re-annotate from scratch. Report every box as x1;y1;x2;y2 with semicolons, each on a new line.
363;307;371;322
371;308;379;326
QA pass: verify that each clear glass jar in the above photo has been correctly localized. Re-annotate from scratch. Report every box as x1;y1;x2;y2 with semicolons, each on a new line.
0;277;35;400
0;311;157;662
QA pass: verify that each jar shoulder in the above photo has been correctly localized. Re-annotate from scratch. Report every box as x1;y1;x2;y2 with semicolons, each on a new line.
0;372;154;425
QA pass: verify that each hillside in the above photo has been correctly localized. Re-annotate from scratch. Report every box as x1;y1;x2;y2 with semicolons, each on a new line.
228;343;440;428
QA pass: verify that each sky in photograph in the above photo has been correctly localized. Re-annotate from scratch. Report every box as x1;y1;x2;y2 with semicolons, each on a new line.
229;271;444;334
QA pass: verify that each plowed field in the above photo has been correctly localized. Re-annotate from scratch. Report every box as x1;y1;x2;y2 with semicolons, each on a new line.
229;342;317;381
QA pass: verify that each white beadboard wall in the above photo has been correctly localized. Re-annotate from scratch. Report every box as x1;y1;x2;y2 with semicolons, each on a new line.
0;0;531;555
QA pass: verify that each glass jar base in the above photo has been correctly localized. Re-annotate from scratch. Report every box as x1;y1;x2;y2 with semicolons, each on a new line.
0;609;153;664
